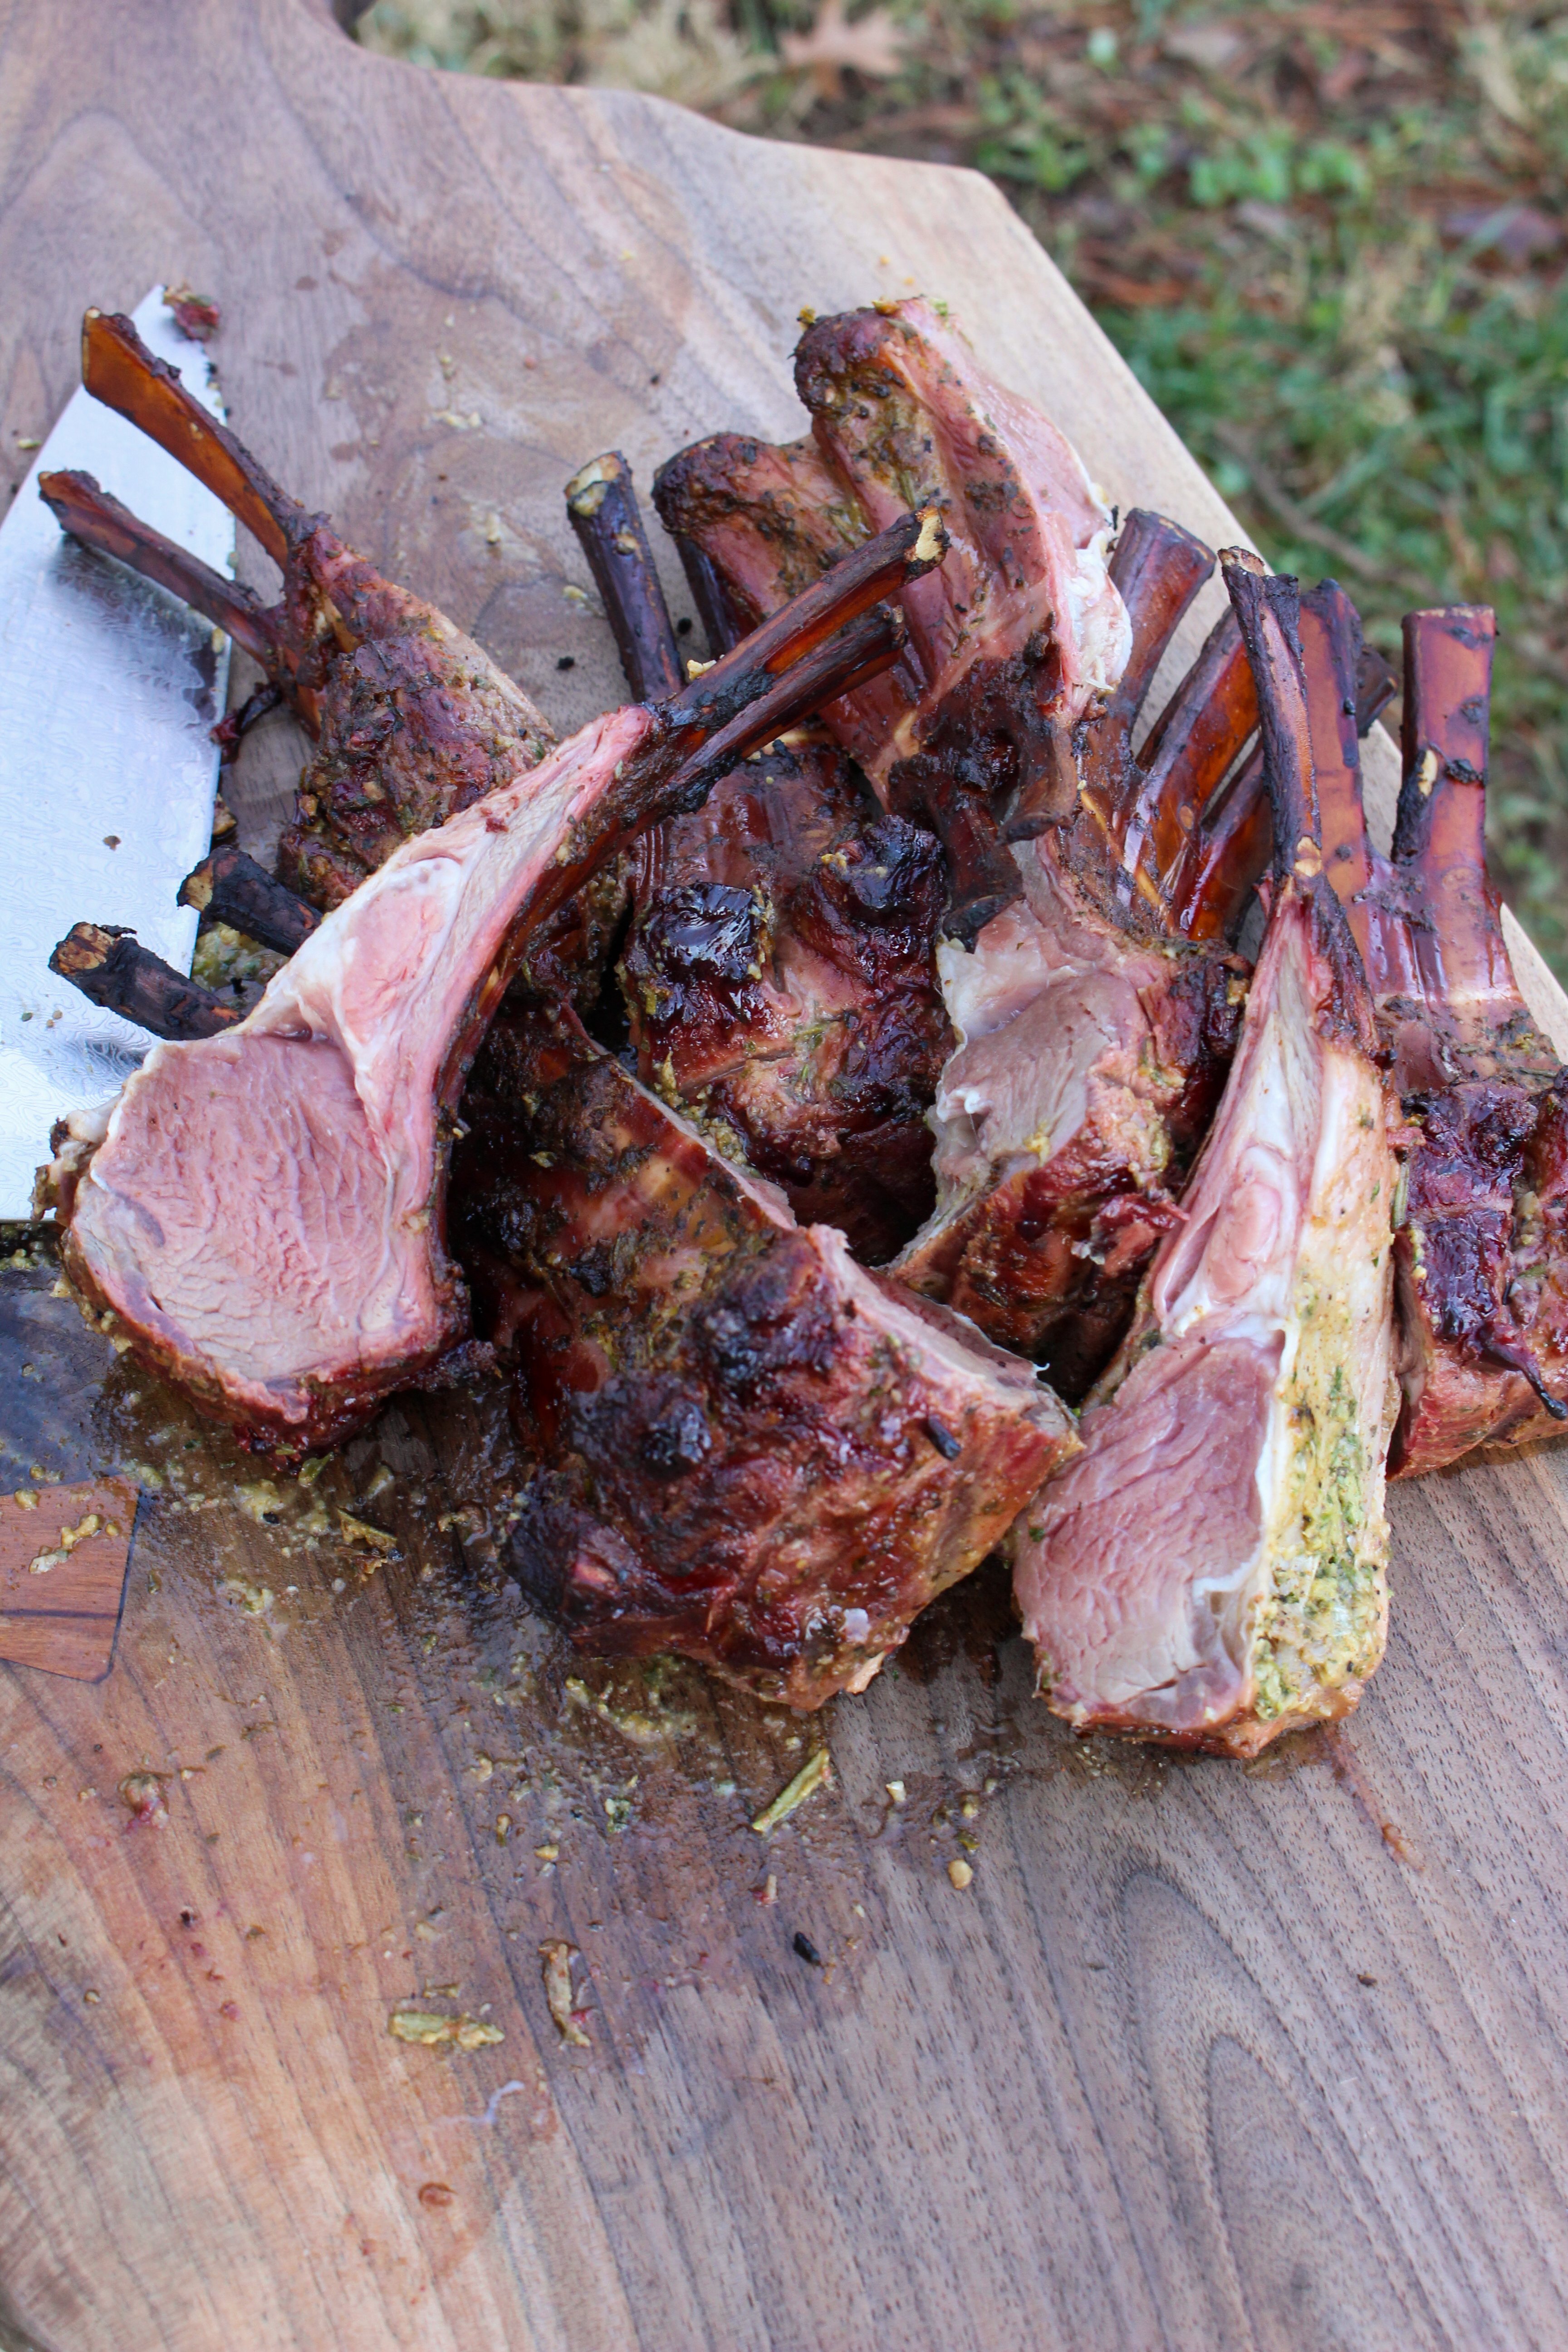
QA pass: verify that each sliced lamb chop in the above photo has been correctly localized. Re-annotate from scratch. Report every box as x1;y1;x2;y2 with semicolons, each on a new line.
1304;585;1568;1474
654;299;1131;941
449;1001;1077;1710
889;509;1261;1398
40;512;946;1451
40;308;556;916
1011;554;1399;1755
568;450;950;1261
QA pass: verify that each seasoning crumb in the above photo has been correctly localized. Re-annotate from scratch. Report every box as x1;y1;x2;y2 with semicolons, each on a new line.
751;1748;832;1835
338;1510;396;1555
1357;1972;1378;1987
947;1858;974;1891
83;1989;100;2004
418;2181;456;2210
539;1940;590;2046
388;2009;504;2052
792;1932;822;1966
885;1779;906;1806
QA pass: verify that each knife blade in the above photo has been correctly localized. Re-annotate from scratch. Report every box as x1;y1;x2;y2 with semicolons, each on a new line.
0;285;235;1220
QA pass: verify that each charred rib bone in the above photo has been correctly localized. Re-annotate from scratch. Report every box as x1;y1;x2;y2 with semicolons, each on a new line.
178;845;322;957
42;512;947;1450
1010;554;1398;1754
49;923;239;1040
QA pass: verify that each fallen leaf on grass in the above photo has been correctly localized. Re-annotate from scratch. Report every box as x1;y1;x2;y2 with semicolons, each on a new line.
779;0;905;100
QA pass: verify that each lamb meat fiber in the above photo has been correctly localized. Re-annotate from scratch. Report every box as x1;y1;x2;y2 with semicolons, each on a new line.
40;513;946;1449
566;449;950;1261
654;299;1131;941
1305;585;1568;1473
451;1003;1078;1709
1011;556;1399;1754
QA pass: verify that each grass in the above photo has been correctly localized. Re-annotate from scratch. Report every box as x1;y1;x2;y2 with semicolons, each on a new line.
358;0;1568;970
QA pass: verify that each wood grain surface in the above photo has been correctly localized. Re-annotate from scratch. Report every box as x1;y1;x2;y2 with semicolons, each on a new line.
3;5;1568;2347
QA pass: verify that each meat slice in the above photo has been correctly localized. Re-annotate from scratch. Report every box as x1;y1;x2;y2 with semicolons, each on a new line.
1305;584;1568;1473
451;1004;1077;1709
40;308;556;917
654;299;1132;940
1012;555;1399;1755
40;512;947;1450
890;509;1260;1398
568;451;950;1261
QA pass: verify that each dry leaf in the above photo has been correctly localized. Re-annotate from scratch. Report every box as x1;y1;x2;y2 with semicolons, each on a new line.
779;0;905;101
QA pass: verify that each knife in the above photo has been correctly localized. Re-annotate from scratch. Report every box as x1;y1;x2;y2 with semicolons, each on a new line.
0;285;235;1220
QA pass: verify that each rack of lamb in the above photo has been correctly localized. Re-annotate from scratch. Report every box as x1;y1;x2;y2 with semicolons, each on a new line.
452;1000;1077;1708
1011;555;1400;1753
652;306;1298;1392
565;450;950;1262
1300;581;1568;1472
654;298;1131;943
36;309;954;1449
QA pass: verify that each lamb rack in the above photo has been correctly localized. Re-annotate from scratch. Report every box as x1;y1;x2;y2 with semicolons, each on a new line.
1301;583;1568;1473
567;451;950;1262
887;508;1269;1397
450;1001;1077;1709
38;308;615;980
1011;555;1399;1754
39;511;948;1450
653;299;1132;943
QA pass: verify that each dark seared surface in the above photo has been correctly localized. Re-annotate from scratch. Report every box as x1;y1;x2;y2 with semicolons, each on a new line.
451;1006;1074;1708
622;750;950;1261
1307;586;1568;1473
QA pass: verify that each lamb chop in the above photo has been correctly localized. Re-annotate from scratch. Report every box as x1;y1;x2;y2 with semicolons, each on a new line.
886;509;1271;1396
1010;554;1399;1754
655;335;1283;1393
1301;583;1568;1474
39;511;947;1451
450;1000;1077;1709
38;309;560;923
566;450;950;1261
653;298;1132;943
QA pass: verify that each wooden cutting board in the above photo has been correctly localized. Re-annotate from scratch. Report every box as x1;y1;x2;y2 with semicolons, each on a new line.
5;5;1568;2346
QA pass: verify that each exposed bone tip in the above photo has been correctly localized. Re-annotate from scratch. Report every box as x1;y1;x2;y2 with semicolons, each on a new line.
49;921;120;979
913;507;946;567
565;451;621;514
1414;747;1440;798
178;862;216;912
1220;547;1266;577
1294;837;1323;878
